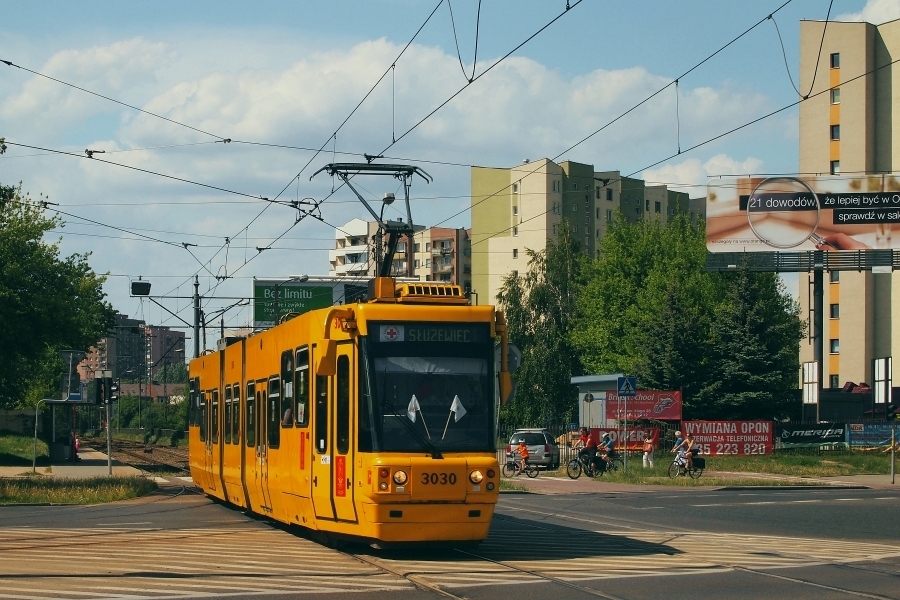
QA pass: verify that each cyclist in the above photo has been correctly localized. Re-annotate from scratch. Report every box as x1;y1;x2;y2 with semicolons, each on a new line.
598;432;615;472
672;430;687;467
515;439;530;471
682;431;696;470
574;427;597;470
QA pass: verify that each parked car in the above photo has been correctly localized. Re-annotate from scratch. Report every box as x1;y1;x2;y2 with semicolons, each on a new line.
507;429;560;470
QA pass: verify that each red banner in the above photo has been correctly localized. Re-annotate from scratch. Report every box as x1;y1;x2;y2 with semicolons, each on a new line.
682;421;773;455
605;390;682;421
591;428;659;452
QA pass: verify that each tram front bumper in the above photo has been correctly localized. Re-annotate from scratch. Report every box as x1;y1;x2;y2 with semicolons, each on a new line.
361;502;495;542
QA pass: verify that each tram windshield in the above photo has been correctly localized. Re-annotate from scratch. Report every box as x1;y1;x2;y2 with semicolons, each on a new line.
360;322;494;453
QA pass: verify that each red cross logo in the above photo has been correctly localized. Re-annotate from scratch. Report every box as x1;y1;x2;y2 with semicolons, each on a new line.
384;326;398;340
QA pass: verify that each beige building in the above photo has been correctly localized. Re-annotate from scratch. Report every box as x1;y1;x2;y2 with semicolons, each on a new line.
798;18;900;388
329;218;471;289
470;159;699;304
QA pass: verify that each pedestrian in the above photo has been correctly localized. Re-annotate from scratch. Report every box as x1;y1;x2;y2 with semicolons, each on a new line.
642;429;655;468
74;435;82;461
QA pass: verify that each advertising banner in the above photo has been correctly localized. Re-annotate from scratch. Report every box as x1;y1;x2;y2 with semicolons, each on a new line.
590;427;659;452
682;420;773;455
848;423;898;448
779;423;847;448
253;279;368;328
707;175;900;253
605;390;682;421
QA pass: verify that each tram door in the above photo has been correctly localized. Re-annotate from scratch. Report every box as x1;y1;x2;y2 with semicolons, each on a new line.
332;343;357;522
255;383;273;512
243;382;256;509
311;359;334;520
204;390;217;491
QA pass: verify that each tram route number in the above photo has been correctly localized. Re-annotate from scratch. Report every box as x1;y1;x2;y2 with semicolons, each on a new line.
696;443;768;455
420;472;457;485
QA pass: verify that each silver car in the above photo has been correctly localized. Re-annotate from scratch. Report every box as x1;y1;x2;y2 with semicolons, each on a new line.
507;429;560;470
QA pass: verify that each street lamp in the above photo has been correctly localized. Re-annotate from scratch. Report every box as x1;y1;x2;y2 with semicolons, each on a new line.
273;275;309;326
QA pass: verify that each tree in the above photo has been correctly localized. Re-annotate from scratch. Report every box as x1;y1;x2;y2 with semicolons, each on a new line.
496;223;586;427
694;263;805;419
0;183;115;408
156;361;188;384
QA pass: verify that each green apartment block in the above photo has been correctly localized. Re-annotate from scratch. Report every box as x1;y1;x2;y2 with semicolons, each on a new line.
470;159;697;305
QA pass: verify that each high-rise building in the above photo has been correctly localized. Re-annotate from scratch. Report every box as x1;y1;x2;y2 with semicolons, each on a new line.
77;314;185;383
329;218;471;288
798;18;900;387
470;159;700;304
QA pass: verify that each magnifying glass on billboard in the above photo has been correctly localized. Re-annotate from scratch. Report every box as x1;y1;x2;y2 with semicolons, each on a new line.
746;176;826;249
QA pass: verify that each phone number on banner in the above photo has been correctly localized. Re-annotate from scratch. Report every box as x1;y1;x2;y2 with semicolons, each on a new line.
683;420;774;455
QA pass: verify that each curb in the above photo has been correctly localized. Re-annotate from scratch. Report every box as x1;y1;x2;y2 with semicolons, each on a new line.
714;484;870;491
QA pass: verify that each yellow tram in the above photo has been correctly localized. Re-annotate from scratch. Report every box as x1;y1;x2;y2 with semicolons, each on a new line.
189;279;514;544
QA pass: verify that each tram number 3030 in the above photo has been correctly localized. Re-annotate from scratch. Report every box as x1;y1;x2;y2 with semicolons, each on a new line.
421;472;457;485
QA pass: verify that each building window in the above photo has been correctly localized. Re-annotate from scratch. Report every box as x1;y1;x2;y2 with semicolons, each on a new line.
584;216;590;224
830;124;840;140
830;303;839;318
512;183;519;193
606;209;613;222
512;249;518;259
830;52;840;69
606;188;613;201
573;225;578;233
830;160;840;175
623;196;629;203
596;228;601;238
830;270;840;282
414;259;420;268
426;258;431;267
596;208;600;219
585;196;589;208
512;205;518;215
830;339;840;354
831;88;840;104
830;374;840;389
655;201;661;213
595;188;601;199
425;243;431;251
573;182;578;190
513;226;519;236
636;207;641;215
573;204;578;212
414;243;420;252
425;275;431;281
511;270;518;277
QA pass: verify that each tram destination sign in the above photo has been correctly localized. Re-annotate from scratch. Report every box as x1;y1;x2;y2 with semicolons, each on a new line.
373;322;491;344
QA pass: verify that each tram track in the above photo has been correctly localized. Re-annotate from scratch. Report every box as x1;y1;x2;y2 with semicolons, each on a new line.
81;436;190;475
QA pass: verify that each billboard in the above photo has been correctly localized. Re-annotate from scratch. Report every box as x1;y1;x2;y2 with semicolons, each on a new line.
590;427;658;452
605;390;682;421
683;420;773;455
848;423;897;448
779;423;847;449
707;175;900;252
253;279;368;328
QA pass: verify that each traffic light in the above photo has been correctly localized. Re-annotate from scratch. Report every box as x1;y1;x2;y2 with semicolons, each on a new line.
108;379;119;403
93;378;106;404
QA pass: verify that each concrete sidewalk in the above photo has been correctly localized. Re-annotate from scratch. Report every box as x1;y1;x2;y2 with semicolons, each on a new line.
0;448;142;478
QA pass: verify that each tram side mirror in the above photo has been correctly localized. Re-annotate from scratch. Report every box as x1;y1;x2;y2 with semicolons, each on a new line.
316;340;337;376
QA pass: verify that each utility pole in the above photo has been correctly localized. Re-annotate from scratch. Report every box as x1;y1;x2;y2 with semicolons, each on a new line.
194;275;201;358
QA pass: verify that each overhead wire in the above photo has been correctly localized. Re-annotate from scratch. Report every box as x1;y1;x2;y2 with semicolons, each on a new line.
448;0;482;82
0;58;227;140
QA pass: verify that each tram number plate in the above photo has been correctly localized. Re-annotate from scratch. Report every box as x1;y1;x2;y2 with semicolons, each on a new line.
420;472;457;485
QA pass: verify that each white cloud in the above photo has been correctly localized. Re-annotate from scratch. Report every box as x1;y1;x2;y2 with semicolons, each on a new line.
1;38;170;135
642;154;764;194
837;0;900;24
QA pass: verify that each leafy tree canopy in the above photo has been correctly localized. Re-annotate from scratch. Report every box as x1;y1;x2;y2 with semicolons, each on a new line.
0;182;115;408
496;224;586;428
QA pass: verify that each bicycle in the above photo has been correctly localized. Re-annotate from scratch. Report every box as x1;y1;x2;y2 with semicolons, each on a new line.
566;451;623;479
502;453;539;478
668;455;703;479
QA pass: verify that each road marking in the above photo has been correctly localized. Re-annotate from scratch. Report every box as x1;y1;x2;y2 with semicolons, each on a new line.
792;500;820;503
835;498;860;501
744;501;775;505
153;476;169;483
690;503;723;507
177;476;194;482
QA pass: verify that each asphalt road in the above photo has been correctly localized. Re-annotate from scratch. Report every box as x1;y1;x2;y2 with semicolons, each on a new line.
1;480;899;600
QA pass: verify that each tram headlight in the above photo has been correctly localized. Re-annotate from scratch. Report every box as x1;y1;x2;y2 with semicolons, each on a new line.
379;468;389;479
486;482;495;491
379;481;389;491
392;470;408;485
486;469;496;478
469;470;484;484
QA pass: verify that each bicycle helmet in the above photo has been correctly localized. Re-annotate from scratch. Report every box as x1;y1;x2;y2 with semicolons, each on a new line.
602;433;610;439
675;430;682;436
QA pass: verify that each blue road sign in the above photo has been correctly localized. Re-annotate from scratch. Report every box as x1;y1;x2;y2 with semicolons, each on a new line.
617;376;637;397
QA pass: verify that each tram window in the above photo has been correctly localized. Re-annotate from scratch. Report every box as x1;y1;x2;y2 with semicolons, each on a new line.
199;392;208;442
246;383;255;447
268;377;280;448
315;375;328;454
281;350;294;428
211;389;219;444
224;385;232;445
257;389;266;450
337;355;350;455
295;347;310;427
232;384;241;443
189;378;199;426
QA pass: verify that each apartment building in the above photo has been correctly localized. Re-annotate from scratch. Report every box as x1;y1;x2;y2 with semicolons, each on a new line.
329;218;471;288
77;314;185;382
798;18;900;387
470;159;700;304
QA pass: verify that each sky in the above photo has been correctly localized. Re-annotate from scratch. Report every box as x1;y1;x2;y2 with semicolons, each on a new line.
2;0;898;351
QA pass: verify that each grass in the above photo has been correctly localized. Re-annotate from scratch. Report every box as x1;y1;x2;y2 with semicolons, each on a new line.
540;450;897;486
0;433;49;466
0;476;157;505
499;479;527;491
